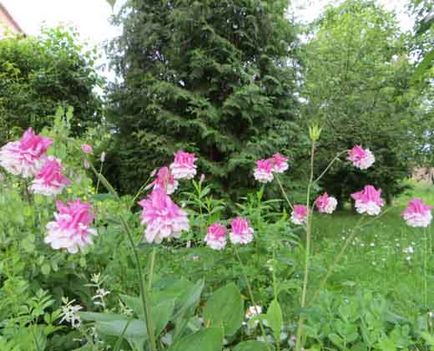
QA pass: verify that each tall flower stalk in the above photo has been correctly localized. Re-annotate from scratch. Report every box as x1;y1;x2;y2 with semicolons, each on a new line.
294;136;316;351
87;159;158;351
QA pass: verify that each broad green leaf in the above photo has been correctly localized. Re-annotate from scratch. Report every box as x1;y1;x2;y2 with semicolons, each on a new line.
203;283;243;336
120;295;175;335
79;312;126;322
168;327;223;351
265;299;283;342
233;340;274;351
96;319;146;351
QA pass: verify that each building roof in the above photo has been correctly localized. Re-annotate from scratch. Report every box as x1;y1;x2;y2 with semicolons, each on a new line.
0;2;24;34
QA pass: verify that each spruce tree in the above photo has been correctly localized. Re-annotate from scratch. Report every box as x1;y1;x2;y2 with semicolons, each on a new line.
107;0;300;197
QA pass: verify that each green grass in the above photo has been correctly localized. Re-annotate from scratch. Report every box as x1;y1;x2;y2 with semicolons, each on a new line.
311;180;434;318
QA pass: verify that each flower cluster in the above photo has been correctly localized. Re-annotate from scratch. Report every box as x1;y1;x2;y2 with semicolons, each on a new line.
351;185;384;216
150;166;178;195
170;150;197;180
0;128;72;197
45;199;97;254
291;205;309;225
139;188;189;243
30;157;70;196
139;150;198;243
204;217;254;250
402;198;432;228
315;192;338;214
0;128;53;178
347;145;375;170
253;153;289;183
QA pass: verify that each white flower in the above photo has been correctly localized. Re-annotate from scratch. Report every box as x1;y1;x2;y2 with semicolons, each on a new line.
60;297;83;328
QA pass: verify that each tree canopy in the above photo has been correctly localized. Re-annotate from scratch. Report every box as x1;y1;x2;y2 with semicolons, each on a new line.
107;0;302;197
301;0;418;204
0;27;103;143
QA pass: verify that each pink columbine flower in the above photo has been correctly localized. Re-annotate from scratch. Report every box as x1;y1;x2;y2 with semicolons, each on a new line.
270;153;289;173
30;157;70;196
81;144;93;154
348;145;375;170
45;199;97;254
351;185;384;216
204;223;227;250
253;159;274;183
0;128;52;178
169;150;197;180
229;217;254;245
291;204;309;225
150;166;178;195
315;193;338;214
402;198;432;227
138;188;189;243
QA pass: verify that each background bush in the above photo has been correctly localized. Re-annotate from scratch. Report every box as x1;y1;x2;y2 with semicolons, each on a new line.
0;27;103;144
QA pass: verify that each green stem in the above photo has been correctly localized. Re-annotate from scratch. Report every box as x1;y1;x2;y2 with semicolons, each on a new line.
313;150;347;184
295;141;316;351
234;246;270;350
148;247;157;291
275;175;294;211
120;218;158;351
423;227;428;308
88;160;157;351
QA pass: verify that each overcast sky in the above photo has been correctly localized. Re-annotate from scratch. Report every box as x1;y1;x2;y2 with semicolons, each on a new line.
2;0;414;79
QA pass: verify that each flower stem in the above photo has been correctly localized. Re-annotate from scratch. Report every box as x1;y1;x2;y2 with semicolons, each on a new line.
275;175;294;211
233;246;270;350
88;160;157;351
295;141;316;351
423;227;428;307
313;150;347;184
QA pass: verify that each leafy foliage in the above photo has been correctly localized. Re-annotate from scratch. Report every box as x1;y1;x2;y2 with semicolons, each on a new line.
0;27;103;144
301;0;417;204
106;0;301;197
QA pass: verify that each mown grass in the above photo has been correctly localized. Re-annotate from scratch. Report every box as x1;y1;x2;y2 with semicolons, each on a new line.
311;180;434;318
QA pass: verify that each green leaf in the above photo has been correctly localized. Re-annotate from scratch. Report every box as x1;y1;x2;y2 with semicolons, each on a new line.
233;340;274;351
41;263;51;275
265;299;283;342
96;319;146;351
203;283;243;336
78;312;147;351
120;295;175;335
168;327;224;351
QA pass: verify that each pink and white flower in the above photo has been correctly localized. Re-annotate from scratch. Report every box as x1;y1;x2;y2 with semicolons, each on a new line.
315;193;338;214
45;199;97;254
31;157;70;196
253;159;274;183
348;145;375;170
170;150;197;180
150;166;178;194
204;223;227;250
229;217;254;245
402;198;432;227
270;153;289;173
0;128;52;177
81;144;93;154
351;185;384;216
291;205;309;225
138;188;189;243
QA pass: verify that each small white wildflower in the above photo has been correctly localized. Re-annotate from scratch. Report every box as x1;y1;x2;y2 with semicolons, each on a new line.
245;305;262;319
370;242;375;247
60;297;83;328
403;246;414;254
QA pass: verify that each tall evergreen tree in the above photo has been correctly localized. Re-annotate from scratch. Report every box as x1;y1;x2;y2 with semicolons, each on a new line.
107;0;301;197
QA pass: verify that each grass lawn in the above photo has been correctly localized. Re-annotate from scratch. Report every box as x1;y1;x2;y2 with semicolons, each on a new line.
311;181;434;318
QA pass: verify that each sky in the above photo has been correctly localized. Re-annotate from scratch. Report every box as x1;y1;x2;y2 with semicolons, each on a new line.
2;0;414;79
